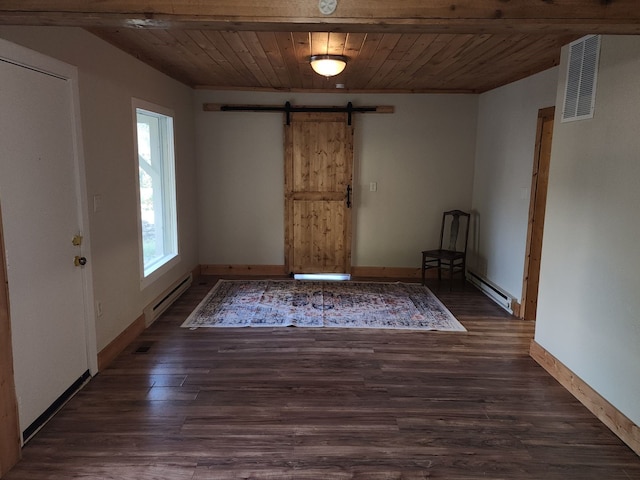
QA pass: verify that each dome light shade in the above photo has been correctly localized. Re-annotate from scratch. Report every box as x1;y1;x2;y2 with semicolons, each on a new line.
309;55;347;77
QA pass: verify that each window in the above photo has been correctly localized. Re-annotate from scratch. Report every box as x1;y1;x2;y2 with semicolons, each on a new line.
133;100;178;284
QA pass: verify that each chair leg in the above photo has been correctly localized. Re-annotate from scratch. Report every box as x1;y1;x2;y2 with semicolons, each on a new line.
449;262;454;291
461;261;466;290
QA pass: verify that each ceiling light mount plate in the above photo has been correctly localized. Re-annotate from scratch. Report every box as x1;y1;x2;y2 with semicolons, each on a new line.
319;0;338;15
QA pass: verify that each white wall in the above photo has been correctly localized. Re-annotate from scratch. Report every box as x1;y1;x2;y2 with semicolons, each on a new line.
470;68;559;300
535;36;640;425
195;91;478;269
0;27;199;352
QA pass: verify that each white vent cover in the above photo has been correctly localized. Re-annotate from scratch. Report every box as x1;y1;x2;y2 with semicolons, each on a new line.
562;35;601;122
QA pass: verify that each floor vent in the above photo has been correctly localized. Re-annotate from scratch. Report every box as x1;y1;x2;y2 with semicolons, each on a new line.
133;341;155;354
144;273;192;326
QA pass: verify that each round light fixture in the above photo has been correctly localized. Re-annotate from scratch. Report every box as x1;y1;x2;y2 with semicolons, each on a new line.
309;55;348;77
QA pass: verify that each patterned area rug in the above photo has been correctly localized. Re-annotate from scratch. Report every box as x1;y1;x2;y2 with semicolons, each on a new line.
182;280;466;332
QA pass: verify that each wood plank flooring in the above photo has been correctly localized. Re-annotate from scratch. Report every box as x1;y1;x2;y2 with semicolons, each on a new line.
4;276;640;479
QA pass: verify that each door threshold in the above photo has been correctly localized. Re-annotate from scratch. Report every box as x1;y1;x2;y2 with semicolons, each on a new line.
294;273;351;281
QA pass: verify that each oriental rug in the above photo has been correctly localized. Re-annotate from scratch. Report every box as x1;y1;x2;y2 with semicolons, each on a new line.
181;280;465;332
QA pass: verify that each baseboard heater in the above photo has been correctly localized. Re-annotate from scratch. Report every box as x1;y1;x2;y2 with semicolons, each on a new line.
466;271;514;314
144;273;192;326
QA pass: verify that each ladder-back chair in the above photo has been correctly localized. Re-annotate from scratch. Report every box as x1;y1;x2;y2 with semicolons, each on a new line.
421;210;470;290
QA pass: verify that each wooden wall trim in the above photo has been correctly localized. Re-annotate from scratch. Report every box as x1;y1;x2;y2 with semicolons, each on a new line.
199;265;437;280
191;264;202;280
510;299;522;318
200;264;288;276
520;106;555;321
530;340;640;456
0;209;21;475
97;314;145;371
350;266;424;279
3;2;640;35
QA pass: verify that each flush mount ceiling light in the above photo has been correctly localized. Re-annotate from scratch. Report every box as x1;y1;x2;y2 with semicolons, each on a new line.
309;54;347;77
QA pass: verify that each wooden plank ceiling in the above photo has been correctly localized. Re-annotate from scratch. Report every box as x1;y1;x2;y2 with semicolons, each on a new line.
2;1;640;93
86;30;579;93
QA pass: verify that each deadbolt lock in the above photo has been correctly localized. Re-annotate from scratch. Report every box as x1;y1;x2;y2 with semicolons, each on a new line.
72;234;83;246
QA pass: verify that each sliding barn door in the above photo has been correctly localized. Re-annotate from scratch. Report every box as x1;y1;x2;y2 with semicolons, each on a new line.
285;112;354;274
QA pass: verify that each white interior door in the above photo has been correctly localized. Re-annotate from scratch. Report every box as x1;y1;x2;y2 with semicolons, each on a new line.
0;51;92;439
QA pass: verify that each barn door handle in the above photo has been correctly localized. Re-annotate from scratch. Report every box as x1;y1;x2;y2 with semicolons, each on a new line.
346;185;352;208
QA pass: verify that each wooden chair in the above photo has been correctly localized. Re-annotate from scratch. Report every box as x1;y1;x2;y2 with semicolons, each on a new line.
421;210;470;290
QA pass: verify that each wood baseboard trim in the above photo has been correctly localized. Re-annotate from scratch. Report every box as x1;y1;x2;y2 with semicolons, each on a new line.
350;266;426;279
200;264;288;276
530;340;639;456
0;213;21;474
199;265;440;280
510;299;522;318
97;314;145;371
191;264;202;280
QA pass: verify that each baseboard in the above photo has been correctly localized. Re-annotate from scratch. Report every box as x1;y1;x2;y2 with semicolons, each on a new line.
200;264;288;276
97;314;145;371
199;264;438;280
350;266;424;279
191;264;202;280
510;299;522;318
530;340;639;456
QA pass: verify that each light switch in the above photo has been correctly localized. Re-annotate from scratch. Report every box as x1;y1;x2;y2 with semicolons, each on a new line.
369;182;377;192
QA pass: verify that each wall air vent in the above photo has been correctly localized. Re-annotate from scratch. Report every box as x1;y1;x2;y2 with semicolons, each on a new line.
562;35;601;122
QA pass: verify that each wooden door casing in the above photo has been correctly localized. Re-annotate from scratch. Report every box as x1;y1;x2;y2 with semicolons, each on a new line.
284;112;353;274
521;106;555;320
0;206;20;475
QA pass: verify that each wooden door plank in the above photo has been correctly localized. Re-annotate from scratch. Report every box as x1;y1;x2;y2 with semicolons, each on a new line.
285;112;353;274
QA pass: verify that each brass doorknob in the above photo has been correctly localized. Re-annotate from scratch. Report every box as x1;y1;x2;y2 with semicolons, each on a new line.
74;256;87;267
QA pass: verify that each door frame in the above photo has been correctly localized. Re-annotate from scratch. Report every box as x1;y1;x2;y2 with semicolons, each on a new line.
521;106;555;320
0;39;98;460
284;112;354;274
0;207;20;475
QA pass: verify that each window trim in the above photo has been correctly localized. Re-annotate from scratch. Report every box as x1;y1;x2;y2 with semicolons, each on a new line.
132;98;180;289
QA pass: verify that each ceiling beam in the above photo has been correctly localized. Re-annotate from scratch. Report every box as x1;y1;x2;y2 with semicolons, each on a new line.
2;1;640;34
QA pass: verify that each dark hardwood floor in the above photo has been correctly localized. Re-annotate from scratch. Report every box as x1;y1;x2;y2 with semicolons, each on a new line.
5;276;639;479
